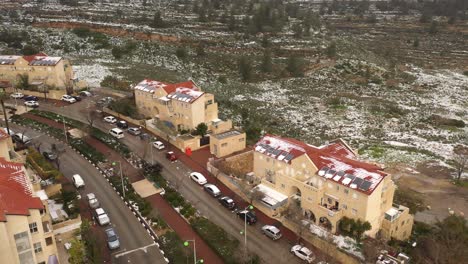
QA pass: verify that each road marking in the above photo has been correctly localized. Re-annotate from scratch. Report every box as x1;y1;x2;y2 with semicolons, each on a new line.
113;243;157;258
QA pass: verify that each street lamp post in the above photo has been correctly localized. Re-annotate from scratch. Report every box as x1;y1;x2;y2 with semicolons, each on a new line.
112;161;125;198
62;116;68;143
240;205;254;257
183;240;203;264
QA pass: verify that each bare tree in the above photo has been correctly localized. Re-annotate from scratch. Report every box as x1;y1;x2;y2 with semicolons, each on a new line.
281;201;309;243
51;143;66;170
453;145;468;182
238;180;266;205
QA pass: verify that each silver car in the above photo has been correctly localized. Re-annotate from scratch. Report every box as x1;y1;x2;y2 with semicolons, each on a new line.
105;227;120;250
86;193;100;209
261;225;282;240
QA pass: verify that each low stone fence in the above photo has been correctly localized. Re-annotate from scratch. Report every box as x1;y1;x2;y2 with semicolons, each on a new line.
102;107;146;127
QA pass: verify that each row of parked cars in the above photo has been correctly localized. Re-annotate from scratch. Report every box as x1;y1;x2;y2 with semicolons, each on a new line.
104;115;167;150
10;91;93;108
71;174;120;250
189;171;316;263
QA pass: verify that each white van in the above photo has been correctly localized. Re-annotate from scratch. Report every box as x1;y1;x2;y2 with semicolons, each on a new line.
109;128;124;139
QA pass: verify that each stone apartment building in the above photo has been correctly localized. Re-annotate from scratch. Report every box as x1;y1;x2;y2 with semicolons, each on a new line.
0;52;73;90
0;157;60;264
134;79;246;157
252;134;413;241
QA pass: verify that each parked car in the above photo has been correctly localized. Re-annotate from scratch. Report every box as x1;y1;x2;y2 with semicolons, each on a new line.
10;92;24;99
42;150;58;161
261;225;282;240
24;100;39;108
127;127;141;136
104;227;120;250
291;245;315;263
204;184;221;197
12;133;31;145
79;91;92;97
166;151;177;162
86;193;100;209
116;121;128;129
72;95;82;102
109;128;124;139
152;141;165;150
218;196;236;210
237;210;257;225
61;95;77;103
72;174;85;189
23;95;38;101
190;172;207;185
104;116;117;124
2;127;14;135
94;208;110;226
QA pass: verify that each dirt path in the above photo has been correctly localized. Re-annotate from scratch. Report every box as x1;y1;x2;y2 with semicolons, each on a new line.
392;163;468;223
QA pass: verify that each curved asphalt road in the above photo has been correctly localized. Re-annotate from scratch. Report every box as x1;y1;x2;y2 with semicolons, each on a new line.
11;123;166;264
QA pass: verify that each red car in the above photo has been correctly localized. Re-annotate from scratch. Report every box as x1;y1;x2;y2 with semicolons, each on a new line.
166;151;177;161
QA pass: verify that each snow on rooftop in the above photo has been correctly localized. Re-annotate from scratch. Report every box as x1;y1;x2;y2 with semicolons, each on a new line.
134;79;167;93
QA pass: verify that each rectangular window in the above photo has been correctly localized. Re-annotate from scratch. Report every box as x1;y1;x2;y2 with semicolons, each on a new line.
336;185;339;191
342;204;347;210
33;242;42;253
45;237;53;246
221;143;227;147
29;222;38;234
352;209;357;215
281;184;285;189
239;138;245;142
344;189;349;194
14;231;31;252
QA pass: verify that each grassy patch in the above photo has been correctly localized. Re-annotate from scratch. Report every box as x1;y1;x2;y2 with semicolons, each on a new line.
358;145;386;159
26;148;63;180
69;138;106;163
393;188;425;214
159;231;194;263
190;217;240;264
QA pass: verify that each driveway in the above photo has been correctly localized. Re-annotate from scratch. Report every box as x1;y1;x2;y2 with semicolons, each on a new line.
10;123;167;264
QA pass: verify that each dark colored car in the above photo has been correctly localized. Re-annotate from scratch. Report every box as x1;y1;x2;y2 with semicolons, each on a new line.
117;121;128;129
72;95;82;101
42;151;58;161
166;151;177;161
237;210;257;225
23;95;38;101
219;196;236;210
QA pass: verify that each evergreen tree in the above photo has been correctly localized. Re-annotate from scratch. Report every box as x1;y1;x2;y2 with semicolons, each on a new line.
152;11;166;28
286;56;304;77
196;42;206;57
238;56;253;81
326;42;337;58
228;15;236;31
429;20;438;34
260;49;273;73
176;46;188;59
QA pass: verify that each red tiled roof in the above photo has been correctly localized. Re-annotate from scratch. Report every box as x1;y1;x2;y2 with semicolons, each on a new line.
162;80;197;94
0;158;43;222
22;52;48;63
254;134;386;195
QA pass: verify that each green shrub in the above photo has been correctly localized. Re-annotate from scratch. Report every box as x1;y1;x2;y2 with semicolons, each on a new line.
190;217;240;264
159;231;193;263
26;148;63;179
108;98;140;119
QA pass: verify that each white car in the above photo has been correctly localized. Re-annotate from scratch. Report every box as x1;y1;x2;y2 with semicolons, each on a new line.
291;245;315;263
152;141;165;150
190;172;207;185
104;116;117;124
61;95;77;103
72;174;85;189
10;92;24;99
24;100;39;107
95;208;110;226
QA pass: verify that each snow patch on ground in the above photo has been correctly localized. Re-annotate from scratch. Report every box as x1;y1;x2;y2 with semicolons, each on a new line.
73;63;113;87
